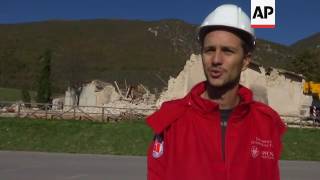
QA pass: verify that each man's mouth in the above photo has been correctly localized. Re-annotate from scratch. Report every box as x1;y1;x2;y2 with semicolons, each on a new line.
209;69;223;78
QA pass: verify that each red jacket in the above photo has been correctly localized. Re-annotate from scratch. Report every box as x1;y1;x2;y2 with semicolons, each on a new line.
146;82;286;180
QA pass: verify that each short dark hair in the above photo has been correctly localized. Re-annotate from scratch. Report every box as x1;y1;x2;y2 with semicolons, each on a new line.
198;26;255;55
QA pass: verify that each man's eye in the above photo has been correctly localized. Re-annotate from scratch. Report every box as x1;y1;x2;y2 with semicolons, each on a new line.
223;48;234;54
204;48;215;53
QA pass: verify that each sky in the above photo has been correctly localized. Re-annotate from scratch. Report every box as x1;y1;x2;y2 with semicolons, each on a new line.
0;0;319;46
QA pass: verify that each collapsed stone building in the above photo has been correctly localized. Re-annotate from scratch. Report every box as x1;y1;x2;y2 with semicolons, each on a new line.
157;54;312;119
60;55;312;121
64;80;120;107
63;80;156;116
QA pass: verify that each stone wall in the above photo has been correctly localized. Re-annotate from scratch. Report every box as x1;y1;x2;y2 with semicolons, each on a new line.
64;87;76;107
79;80;120;107
62;80;156;116
64;80;120;108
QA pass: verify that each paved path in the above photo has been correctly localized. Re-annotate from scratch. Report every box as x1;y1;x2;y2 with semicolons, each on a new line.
0;151;319;180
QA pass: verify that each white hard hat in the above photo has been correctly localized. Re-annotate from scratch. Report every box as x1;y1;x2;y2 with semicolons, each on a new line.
198;4;255;48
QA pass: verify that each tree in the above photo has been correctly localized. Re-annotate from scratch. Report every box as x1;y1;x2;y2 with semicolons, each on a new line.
63;41;87;105
290;50;320;82
21;88;31;107
36;49;52;103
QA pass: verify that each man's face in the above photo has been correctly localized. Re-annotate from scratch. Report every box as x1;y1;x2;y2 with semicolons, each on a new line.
201;30;250;88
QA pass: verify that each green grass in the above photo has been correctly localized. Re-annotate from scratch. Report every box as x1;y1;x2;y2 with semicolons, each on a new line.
0;87;36;102
0;117;152;156
0;87;23;101
0;117;320;160
282;128;320;161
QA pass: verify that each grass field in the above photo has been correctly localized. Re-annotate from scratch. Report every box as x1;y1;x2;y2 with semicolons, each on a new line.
0;117;319;160
282;128;320;161
0;117;152;156
0;87;36;102
0;87;23;101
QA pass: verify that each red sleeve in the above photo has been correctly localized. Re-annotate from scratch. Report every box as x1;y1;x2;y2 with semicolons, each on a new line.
272;115;287;180
274;115;287;160
147;140;167;180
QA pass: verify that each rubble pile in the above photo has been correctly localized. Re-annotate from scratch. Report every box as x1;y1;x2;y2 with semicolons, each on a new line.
103;83;157;116
157;54;205;106
103;100;156;117
61;80;157;117
4;54;313;124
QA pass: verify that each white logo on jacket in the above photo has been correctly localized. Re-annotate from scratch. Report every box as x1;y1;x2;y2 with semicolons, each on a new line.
251;146;259;158
250;137;275;160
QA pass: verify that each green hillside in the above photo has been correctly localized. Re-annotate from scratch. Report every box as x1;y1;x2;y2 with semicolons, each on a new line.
0;19;319;93
291;32;320;52
0;19;199;92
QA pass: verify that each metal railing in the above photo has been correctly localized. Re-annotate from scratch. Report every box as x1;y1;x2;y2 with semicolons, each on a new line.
1;101;319;127
280;114;320;128
0;101;157;122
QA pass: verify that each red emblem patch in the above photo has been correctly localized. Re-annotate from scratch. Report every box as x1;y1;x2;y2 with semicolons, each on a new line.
152;139;164;158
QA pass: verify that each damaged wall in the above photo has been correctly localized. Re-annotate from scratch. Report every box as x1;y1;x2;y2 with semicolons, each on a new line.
64;80;120;108
157;54;312;117
62;80;156;116
64;87;76;107
79;80;120;107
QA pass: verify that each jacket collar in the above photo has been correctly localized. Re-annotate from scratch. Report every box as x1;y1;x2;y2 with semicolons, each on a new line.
147;81;254;133
188;81;253;117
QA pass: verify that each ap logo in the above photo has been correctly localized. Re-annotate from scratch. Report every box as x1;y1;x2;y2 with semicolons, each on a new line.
251;0;275;28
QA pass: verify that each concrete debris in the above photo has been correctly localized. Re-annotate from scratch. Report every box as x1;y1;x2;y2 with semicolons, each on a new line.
148;27;158;37
103;100;156;116
157;54;313;120
79;80;120;107
64;87;76;107
0;102;21;113
62;80;156;116
52;97;64;110
125;84;155;104
156;54;205;107
157;54;205;107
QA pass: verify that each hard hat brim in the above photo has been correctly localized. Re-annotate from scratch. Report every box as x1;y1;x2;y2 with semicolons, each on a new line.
197;25;255;51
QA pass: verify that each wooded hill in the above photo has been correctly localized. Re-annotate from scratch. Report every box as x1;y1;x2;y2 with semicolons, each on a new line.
0;19;319;93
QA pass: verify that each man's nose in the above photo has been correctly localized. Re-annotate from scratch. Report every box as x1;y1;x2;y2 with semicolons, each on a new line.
211;50;223;65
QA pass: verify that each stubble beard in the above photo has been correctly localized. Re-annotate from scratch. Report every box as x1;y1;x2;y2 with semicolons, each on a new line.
204;72;241;99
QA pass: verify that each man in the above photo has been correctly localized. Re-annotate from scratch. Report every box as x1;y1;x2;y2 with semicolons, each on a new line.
146;4;286;180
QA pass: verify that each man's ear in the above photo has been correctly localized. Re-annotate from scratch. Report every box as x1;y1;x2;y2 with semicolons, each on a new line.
242;53;252;71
